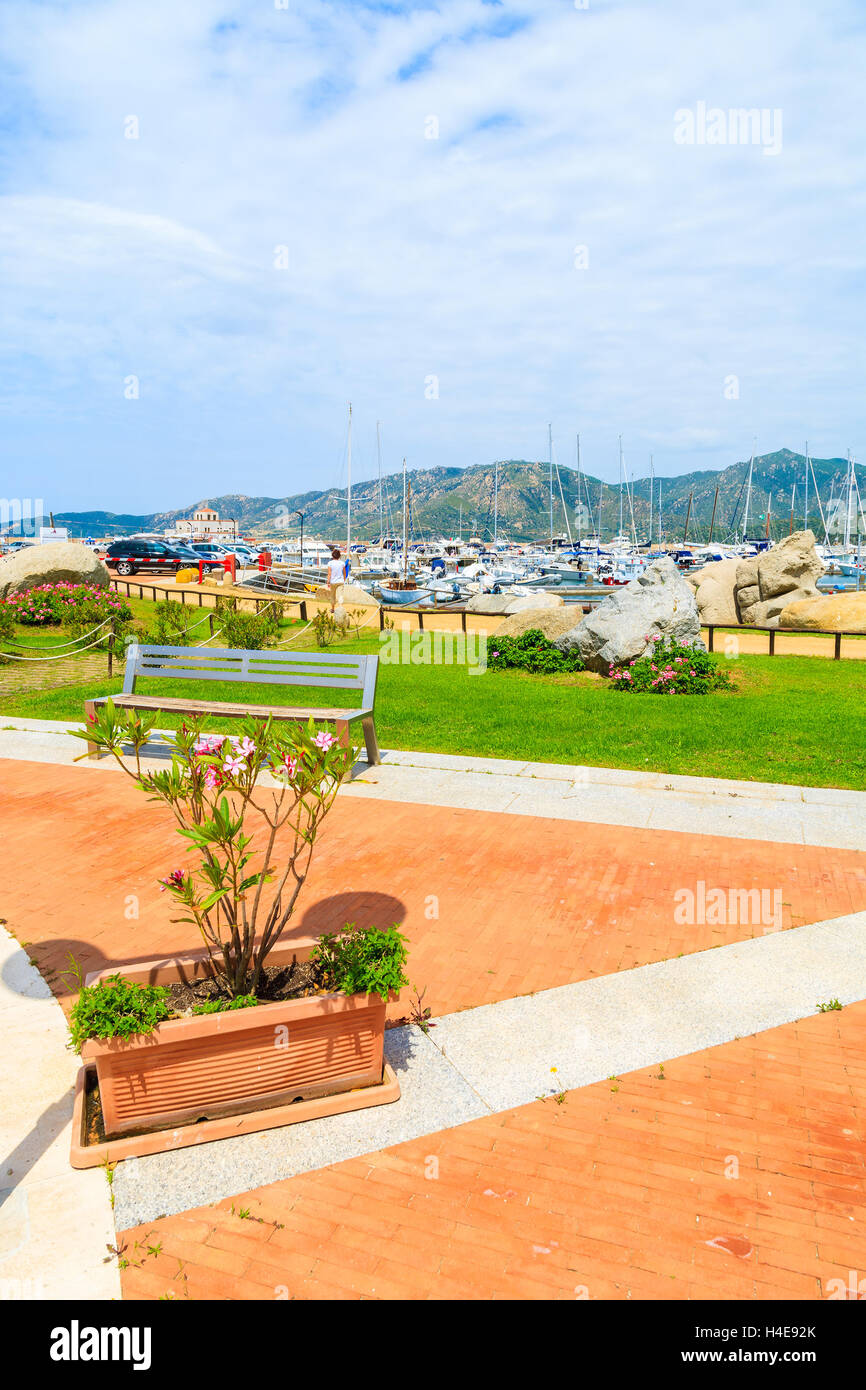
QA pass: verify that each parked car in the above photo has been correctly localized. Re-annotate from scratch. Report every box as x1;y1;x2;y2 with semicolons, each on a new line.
104;540;224;577
188;543;233;562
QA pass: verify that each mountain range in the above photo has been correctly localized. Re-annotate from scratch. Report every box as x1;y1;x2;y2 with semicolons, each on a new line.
10;448;863;543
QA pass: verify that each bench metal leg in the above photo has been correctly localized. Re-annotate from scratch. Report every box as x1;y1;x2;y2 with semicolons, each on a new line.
84;700;99;759
361;716;380;766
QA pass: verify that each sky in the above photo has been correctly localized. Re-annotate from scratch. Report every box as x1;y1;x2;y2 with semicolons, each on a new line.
0;0;864;513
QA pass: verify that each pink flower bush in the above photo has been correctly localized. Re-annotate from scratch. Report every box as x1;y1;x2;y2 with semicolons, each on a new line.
608;636;732;696
71;707;357;996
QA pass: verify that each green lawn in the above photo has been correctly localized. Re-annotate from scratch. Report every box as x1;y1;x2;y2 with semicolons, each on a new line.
1;617;864;789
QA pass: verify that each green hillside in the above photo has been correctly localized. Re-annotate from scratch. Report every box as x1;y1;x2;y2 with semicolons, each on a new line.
18;448;859;543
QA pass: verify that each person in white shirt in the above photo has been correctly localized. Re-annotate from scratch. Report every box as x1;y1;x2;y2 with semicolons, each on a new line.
326;549;345;612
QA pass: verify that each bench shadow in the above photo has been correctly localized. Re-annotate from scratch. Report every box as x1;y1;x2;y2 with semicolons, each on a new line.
291;891;407;939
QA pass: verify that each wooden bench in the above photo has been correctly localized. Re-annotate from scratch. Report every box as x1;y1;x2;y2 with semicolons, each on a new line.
84;644;380;764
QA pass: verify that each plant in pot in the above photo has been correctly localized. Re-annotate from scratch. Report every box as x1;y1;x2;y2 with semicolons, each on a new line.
68;703;408;1139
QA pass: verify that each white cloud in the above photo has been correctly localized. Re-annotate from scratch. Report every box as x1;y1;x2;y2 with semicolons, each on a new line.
0;0;864;508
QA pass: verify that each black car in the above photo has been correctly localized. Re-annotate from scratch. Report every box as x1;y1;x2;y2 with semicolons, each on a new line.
104;540;224;576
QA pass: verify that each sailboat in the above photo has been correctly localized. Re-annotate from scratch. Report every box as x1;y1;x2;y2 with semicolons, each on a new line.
371;461;434;605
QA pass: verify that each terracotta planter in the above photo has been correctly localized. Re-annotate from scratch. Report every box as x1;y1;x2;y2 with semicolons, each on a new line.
82;939;394;1139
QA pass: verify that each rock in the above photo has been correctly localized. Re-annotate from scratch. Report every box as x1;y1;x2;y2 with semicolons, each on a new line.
755;532;824;599
503;592;563;615
556;556;704;674
734;532;823;627
493;605;588;640
779;591;866;632
686;557;740;625
339;583;380;608
464;593;513;614
752;587;819;626
466;591;562;615
332;605;350;629
0;541;110;599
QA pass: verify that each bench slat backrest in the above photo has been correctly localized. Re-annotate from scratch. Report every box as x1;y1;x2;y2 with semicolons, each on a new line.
122;644;378;706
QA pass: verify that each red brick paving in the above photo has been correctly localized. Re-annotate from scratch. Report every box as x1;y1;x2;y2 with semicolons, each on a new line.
119;1002;866;1301
1;759;864;1021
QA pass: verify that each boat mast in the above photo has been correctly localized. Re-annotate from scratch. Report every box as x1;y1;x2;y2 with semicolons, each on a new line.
617;433;622;542
648;455;654;547
346;402;352;554
853;457;866;550
808;454;830;544
803;442;809;533
789;484;796;535
493;460;499;542
576;435;582;544
743;445;754;541
548;424;553;549
708;484;719;545
683;490;693;544
844;450;853;551
376;420;383;542
627;470;638;546
402;458;408;580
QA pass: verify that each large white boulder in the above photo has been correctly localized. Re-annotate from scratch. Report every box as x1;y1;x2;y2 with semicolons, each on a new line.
493;604;588;640
686;558;740;625
734;531;823;626
465;591;563;615
779;591;866;632
0;542;110;599
556;556;704;674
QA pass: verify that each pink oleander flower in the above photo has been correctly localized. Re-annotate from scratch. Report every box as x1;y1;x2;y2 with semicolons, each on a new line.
203;766;222;790
159;868;186;893
222;754;247;775
314;731;337;752
278;754;298;781
237;736;257;758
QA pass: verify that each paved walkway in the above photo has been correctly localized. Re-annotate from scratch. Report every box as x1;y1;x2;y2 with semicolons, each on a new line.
0;926;118;1299
111;910;866;1230
0;719;864;848
119;1000;866;1301
1;732;864;1300
2;759;864;1025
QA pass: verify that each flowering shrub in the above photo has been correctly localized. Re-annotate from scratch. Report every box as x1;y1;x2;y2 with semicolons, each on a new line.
311;923;409;1002
0;582;132;639
70;705;357;996
146;598;196;644
487;629;585;674
609;635;732;694
68;973;171;1053
215;597;280;650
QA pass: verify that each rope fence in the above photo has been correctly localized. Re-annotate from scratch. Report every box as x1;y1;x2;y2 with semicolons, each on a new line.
2;617;115;647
